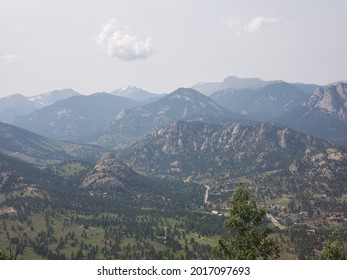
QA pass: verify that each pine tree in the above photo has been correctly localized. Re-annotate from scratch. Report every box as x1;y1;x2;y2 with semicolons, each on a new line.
320;231;346;260
216;188;280;259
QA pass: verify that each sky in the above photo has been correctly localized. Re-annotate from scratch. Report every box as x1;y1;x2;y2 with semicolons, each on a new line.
1;0;347;97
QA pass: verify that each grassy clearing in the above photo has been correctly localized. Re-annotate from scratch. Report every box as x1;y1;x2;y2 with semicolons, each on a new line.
48;162;88;178
0;211;220;259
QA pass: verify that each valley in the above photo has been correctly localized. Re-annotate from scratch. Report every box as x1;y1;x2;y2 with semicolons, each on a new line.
1;76;347;259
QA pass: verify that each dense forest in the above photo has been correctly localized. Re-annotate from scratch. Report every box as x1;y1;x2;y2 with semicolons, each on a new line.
0;163;223;260
1;159;346;260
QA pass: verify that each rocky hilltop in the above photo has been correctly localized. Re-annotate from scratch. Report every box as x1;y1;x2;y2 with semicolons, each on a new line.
276;83;347;147
303;83;347;120
121;120;347;196
81;153;146;192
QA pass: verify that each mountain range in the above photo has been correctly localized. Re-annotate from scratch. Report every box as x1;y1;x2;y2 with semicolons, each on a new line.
3;77;347;148
192;75;318;96
0;89;80;123
95;87;244;149
0;122;106;164
120;120;347;195
192;76;273;95
210;81;311;121
111;85;163;103
1;77;347;209
13;92;140;143
1;76;347;260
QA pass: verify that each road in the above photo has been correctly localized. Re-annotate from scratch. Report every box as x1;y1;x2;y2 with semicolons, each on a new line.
204;185;210;204
266;214;287;230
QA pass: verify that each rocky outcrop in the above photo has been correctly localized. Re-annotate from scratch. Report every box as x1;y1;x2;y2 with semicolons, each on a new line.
121;120;347;195
80;153;145;191
303;83;347;120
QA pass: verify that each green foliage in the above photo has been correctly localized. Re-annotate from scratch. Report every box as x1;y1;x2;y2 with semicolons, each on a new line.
216;188;280;260
0;250;9;260
320;231;346;260
0;168;223;260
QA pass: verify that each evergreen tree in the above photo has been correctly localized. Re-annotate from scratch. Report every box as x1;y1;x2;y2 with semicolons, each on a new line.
0;249;9;260
320;231;346;260
216;188;280;259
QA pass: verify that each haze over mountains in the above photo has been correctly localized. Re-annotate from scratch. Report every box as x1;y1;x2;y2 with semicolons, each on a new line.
0;89;80;124
210;82;311;121
13;93;140;143
3;75;346;197
275;83;347;146
118;119;347;219
1;78;347;194
0;122;106;164
0;76;346;151
1;75;347;259
192;76;274;95
96;88;244;148
111;86;163;103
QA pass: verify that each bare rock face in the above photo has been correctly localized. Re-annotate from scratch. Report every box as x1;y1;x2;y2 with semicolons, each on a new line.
121;120;347;195
81;153;144;191
304;83;347;120
275;82;347;147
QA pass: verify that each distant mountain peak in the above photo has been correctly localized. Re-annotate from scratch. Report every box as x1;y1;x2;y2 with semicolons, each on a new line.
172;87;201;94
153;87;235;117
14;93;139;142
167;88;204;98
192;75;271;95
0;94;40;123
28;88;81;107
1;93;26;100
97;87;240;149
119;85;138;91
111;86;158;102
222;75;265;84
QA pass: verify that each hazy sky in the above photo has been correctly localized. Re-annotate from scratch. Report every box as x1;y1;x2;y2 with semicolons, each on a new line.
1;0;346;97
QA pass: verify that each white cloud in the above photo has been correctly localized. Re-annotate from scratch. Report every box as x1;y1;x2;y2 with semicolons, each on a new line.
97;19;154;61
244;17;279;32
3;54;20;64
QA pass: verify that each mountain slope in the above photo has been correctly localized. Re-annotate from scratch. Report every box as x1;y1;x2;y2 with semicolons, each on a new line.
0;122;106;164
96;88;243;149
276;83;347;147
81;153;146;191
14;93;140;142
120;120;347;196
192;76;273;95
304;83;347;120
28;88;81;107
0;94;39;123
111;86;162;103
0;89;81;124
0;153;43;194
211;82;310;121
